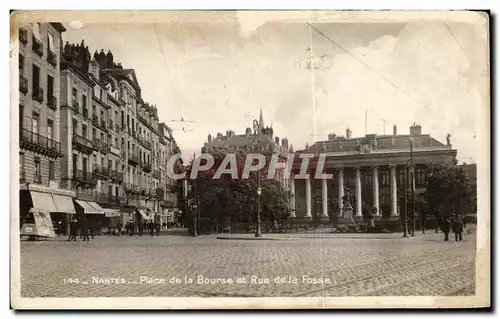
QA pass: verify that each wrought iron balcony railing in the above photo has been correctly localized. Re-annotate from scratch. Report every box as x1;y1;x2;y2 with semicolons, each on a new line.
19;75;28;94
142;163;152;173
20;128;62;158
128;153;139;166
32;86;44;103
72;134;94;154
32;35;43;57
72;169;95;184
47;50;57;67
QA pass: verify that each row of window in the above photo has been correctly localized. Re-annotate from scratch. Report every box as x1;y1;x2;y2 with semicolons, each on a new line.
19;152;56;182
19;56;56;104
19;105;54;140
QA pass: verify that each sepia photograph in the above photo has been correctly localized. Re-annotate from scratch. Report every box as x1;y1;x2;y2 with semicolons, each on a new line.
10;10;490;309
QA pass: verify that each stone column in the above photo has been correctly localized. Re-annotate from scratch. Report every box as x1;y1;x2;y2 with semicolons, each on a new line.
305;175;312;218
390;165;398;216
372;166;380;216
290;176;296;218
321;178;328;218
338;168;344;217
355;167;362;217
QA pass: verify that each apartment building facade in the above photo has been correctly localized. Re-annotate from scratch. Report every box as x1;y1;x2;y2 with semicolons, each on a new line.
58;43;181;228
18;23;77;229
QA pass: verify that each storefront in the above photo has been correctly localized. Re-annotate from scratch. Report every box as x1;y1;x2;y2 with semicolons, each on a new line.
74;200;105;234
103;208;121;234
19;183;76;238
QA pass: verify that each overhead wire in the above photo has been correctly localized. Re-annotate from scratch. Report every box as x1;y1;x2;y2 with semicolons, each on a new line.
306;22;436;115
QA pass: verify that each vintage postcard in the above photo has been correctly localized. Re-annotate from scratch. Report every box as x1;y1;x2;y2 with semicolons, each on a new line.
10;10;490;309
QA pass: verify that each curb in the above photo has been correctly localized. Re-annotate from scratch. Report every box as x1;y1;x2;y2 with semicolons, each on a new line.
216;236;292;241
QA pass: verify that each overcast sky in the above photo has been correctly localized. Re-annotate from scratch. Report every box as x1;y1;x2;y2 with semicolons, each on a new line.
61;11;488;163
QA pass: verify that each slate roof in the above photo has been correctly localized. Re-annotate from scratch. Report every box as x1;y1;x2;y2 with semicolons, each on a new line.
307;134;447;153
206;133;276;148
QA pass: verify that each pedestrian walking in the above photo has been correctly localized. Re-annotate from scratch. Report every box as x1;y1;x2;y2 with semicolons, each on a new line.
452;217;464;242
441;217;451;242
81;217;90;242
155;222;161;236
148;220;155;236
126;220;134;236
68;218;78;241
462;215;467;229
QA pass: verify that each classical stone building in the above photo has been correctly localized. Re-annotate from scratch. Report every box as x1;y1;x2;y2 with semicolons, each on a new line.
201;109;292;189
291;123;457;225
18;23;77;227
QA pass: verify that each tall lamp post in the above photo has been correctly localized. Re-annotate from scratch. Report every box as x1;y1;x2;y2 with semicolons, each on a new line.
253;119;263;238
192;179;198;237
410;138;415;237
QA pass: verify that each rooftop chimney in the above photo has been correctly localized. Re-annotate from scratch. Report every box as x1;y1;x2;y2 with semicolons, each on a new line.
245;127;252;137
346;128;352;140
393;125;397;136
409;122;422;136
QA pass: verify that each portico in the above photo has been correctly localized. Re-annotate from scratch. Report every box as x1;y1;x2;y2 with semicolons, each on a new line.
290;124;457;225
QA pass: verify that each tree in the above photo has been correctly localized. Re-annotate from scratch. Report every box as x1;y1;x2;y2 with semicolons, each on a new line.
185;148;290;232
423;162;474;220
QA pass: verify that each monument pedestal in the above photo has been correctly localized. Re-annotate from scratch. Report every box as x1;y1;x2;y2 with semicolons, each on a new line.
337;205;358;226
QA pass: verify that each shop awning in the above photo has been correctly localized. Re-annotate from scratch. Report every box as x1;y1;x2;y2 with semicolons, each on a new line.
103;208;121;217
30;191;57;213
88;201;104;213
75;200;104;215
52;194;76;214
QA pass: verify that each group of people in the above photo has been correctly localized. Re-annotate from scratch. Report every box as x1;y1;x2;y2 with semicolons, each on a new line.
68;217;96;242
124;219;163;236
440;215;466;242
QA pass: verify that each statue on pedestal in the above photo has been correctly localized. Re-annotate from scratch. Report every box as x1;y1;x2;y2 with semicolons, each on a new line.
341;188;353;219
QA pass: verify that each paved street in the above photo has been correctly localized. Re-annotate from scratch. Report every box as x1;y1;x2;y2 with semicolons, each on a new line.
20;229;476;297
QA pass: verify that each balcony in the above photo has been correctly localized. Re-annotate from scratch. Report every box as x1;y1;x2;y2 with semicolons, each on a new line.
72;100;80;113
32;36;43;57
110;170;124;183
143;163;152;173
100;119;107;130
92;139;107;154
93;165;111;179
153;169;161;179
139;137;152;150
47;50;57;67
20;128;62;158
72;134;94;154
92;114;98;126
19;28;28;44
115;123;121;132
128;153;139;166
48;95;57;110
109;145;120;156
32;86;44;103
72;169;96;185
108;120;114;131
19;75;28;95
82;108;88;118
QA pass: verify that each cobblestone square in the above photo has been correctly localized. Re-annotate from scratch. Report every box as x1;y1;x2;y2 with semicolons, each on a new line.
20;230;476;298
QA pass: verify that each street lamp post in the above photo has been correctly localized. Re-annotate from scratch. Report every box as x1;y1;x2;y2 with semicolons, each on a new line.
192;179;198;237
403;162;409;238
256;186;262;237
410;138;415;237
253;119;263;238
